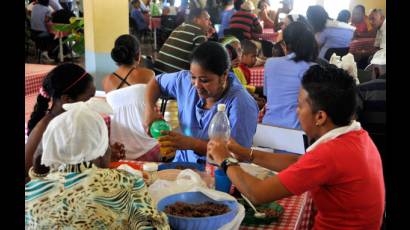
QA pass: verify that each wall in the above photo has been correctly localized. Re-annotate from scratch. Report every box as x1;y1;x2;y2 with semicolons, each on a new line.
349;0;386;15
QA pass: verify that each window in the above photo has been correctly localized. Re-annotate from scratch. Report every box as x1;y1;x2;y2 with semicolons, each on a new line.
323;0;351;19
288;0;351;19
290;0;316;16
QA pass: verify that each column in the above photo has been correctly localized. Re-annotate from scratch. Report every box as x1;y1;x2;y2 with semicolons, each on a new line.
83;0;129;90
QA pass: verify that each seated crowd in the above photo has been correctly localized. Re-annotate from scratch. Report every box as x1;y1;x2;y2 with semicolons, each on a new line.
25;1;387;229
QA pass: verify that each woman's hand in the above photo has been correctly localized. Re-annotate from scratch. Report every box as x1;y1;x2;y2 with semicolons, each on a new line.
110;142;126;162
157;130;193;151
227;138;251;162
207;140;231;165
207;26;216;38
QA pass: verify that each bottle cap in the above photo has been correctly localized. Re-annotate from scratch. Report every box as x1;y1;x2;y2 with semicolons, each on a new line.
217;103;226;112
149;120;171;139
143;162;158;171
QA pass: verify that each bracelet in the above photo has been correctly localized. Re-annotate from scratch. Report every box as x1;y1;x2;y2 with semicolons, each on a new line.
28;167;48;179
249;147;255;162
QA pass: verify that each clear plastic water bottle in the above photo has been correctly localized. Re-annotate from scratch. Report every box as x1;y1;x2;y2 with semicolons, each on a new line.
207;103;231;167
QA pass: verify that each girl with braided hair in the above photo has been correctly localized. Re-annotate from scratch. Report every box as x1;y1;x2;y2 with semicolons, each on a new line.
25;63;96;181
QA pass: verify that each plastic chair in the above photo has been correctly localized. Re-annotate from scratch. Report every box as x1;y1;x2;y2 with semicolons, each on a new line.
252;123;308;154
358;68;373;83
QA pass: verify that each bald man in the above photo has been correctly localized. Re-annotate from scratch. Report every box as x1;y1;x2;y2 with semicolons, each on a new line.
369;9;386;50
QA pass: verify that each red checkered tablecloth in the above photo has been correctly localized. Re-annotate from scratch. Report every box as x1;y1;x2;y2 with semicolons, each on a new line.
249;66;264;87
349;38;375;54
151;17;161;29
25;64;56;96
240;192;314;230
256;28;279;42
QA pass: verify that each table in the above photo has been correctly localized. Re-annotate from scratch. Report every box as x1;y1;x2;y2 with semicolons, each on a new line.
240;192;314;230
25;64;56;141
25;64;56;96
47;23;71;63
143;15;162;51
255;28;279;42
249;66;264;87
113;160;315;230
151;17;161;51
349;38;375;58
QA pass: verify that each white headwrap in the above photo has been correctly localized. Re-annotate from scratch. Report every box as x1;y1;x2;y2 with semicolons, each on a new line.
41;98;113;168
370;48;386;65
329;53;360;85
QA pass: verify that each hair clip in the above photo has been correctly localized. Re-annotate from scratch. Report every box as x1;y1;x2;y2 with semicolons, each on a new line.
39;87;50;99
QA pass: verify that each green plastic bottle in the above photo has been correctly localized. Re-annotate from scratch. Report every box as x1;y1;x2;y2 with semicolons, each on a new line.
149;120;171;139
149;120;175;161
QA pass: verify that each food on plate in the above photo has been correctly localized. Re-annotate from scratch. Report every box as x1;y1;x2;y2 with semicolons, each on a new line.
258;207;282;218
175;165;197;170
164;201;230;217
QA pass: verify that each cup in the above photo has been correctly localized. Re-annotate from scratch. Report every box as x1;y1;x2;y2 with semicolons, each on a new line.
214;169;232;193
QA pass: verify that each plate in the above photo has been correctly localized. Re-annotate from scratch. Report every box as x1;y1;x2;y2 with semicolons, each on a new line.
158;162;205;171
157;169;181;181
237;198;284;225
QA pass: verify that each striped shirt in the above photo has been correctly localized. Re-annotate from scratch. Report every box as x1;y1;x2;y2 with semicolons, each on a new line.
357;75;386;133
154;23;207;73
228;10;260;39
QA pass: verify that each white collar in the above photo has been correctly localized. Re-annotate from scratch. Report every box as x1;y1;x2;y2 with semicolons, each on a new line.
306;120;362;152
326;19;356;31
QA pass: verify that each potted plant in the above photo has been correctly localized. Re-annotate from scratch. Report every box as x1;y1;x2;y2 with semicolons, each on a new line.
51;17;84;56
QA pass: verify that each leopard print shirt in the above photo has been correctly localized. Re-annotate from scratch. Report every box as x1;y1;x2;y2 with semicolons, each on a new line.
25;164;170;229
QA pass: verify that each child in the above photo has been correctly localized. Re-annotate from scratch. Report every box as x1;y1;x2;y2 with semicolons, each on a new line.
239;39;257;84
222;37;265;108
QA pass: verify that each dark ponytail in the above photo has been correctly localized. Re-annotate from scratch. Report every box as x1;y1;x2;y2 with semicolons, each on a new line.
27;63;94;135
27;77;52;135
283;22;318;63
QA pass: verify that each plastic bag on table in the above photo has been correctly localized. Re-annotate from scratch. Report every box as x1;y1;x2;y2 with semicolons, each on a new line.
148;169;207;206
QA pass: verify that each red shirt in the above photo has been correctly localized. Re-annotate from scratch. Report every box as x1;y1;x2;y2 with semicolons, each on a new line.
229;10;260;39
278;129;385;230
352;21;368;33
238;63;251;84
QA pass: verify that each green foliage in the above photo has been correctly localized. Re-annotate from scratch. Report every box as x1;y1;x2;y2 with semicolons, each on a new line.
51;17;85;55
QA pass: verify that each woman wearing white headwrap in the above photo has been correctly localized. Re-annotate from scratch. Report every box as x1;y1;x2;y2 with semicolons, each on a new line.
25;63;125;183
25;98;170;230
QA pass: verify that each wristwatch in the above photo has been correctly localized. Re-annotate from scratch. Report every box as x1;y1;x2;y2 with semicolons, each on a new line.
220;157;239;174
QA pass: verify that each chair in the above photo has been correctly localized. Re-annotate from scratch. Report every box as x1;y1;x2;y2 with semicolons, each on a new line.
224;28;246;41
252;123;308;154
141;55;155;70
358;68;373;83
30;31;52;63
324;47;350;61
